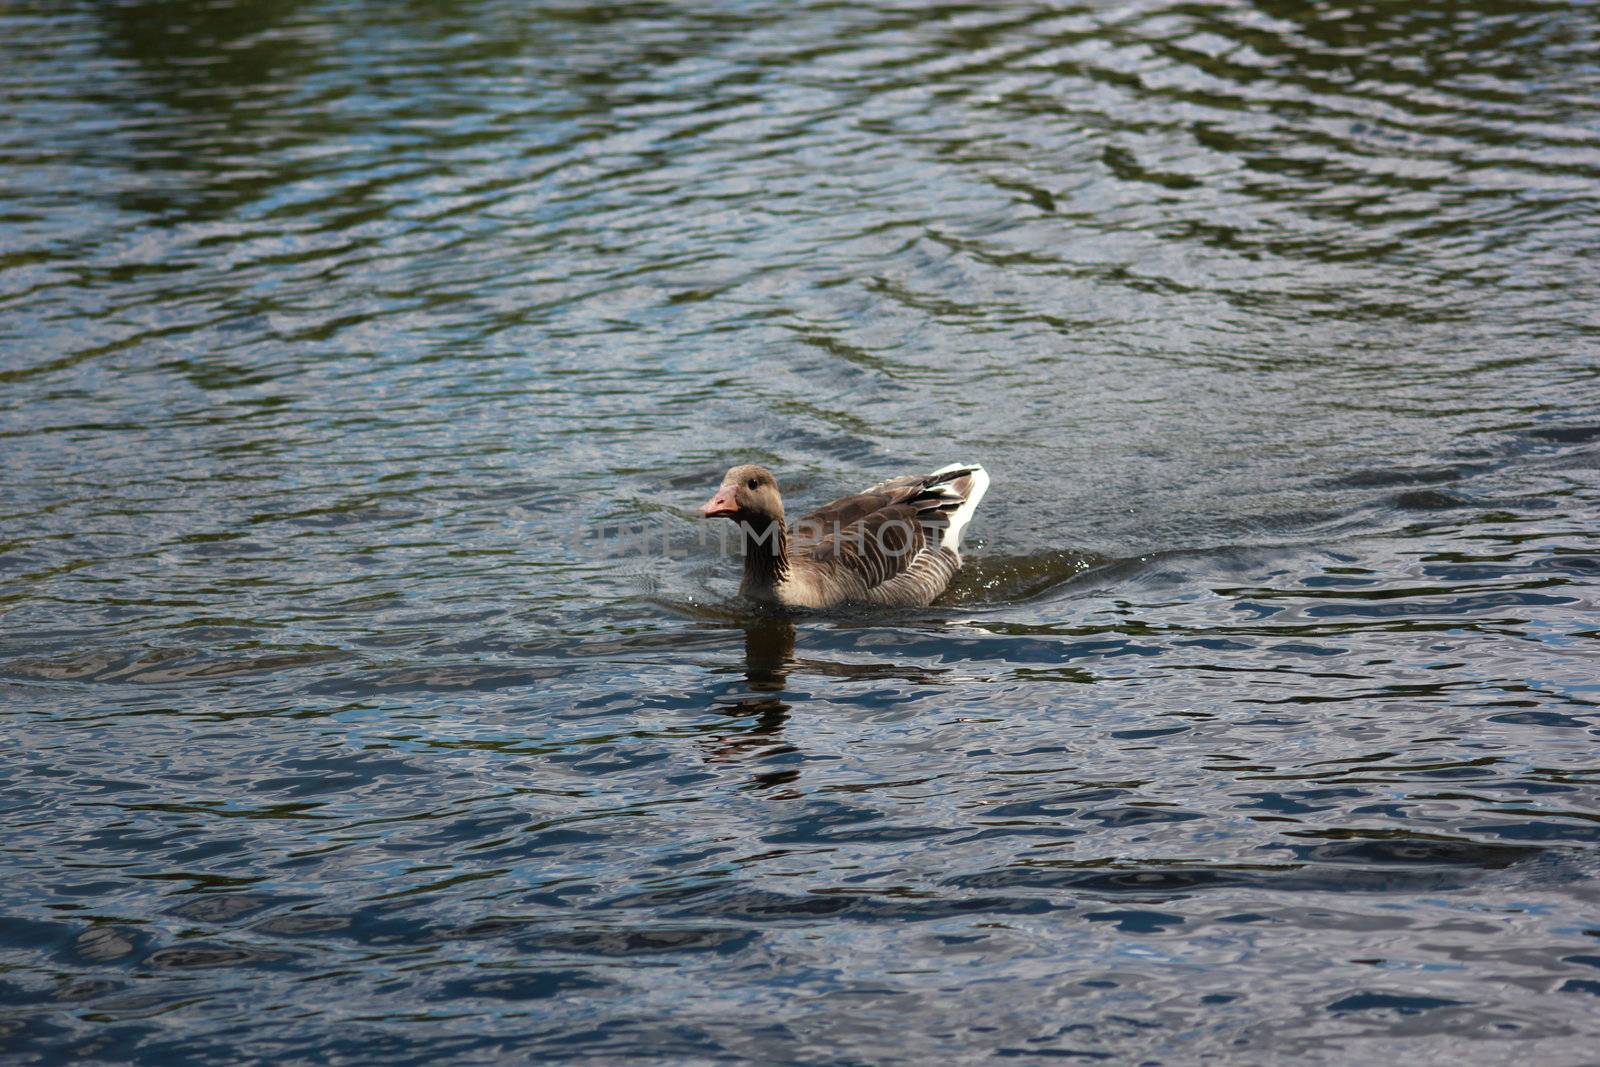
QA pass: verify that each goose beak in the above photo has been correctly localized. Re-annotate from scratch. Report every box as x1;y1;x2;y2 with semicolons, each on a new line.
701;486;739;518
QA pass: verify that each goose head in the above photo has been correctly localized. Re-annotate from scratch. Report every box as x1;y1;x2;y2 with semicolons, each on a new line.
702;464;784;525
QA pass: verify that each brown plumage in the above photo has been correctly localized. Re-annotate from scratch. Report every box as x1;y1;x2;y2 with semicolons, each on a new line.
701;462;990;608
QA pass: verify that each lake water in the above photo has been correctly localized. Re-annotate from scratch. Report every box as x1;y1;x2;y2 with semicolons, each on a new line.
2;0;1598;1062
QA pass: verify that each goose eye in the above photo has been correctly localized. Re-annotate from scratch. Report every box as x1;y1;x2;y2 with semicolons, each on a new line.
746;478;759;490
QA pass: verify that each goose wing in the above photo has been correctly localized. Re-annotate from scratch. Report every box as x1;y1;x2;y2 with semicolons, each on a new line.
790;464;987;604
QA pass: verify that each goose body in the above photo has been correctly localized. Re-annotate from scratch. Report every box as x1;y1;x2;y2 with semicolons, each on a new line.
701;462;989;609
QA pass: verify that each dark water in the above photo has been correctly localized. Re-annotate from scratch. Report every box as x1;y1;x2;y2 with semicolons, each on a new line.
3;0;1599;1062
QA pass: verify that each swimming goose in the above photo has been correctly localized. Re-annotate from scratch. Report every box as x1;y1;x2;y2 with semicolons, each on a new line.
700;462;989;608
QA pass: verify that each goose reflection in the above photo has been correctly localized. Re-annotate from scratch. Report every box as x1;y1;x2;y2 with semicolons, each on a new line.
698;617;958;783
699;618;798;777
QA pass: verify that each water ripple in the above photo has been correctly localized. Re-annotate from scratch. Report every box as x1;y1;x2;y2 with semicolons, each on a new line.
2;0;1599;1062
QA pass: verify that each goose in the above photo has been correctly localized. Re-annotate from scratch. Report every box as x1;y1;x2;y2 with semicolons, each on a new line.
700;462;989;608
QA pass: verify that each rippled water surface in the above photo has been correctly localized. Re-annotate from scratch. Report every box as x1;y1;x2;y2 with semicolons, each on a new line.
3;0;1599;1062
